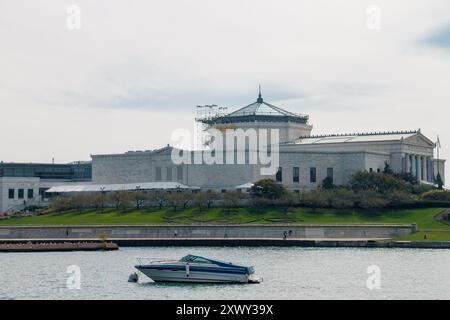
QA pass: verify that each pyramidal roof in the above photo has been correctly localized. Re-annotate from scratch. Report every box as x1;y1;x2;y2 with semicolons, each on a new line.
198;87;309;125
227;87;300;118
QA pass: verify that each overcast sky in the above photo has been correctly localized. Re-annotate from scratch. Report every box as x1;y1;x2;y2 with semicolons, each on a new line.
1;0;449;182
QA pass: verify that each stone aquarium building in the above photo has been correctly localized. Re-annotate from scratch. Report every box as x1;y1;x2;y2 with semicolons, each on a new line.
87;91;445;192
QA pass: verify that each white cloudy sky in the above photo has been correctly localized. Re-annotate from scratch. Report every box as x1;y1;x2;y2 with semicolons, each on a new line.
1;0;449;182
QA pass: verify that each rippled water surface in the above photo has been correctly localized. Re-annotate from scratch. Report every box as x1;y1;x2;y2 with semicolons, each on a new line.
1;247;450;300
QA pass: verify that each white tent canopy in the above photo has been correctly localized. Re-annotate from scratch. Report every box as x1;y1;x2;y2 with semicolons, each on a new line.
235;182;254;189
46;182;199;193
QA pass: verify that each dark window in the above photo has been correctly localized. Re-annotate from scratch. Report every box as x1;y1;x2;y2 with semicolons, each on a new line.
377;168;381;173
166;167;172;181
327;168;334;182
177;166;183;181
293;167;299;183
39;188;49;197
27;189;34;199
369;168;373;173
276;167;282;182
310;167;317;183
8;189;14;199
18;189;24;199
0;162;92;181
155;167;162;181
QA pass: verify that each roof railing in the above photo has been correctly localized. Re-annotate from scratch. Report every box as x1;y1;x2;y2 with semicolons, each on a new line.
296;130;418;139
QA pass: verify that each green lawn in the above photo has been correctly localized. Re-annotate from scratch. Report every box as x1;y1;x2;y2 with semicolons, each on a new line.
396;231;450;241
0;207;447;230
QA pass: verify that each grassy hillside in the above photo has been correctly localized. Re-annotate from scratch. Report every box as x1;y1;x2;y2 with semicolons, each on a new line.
0;207;447;229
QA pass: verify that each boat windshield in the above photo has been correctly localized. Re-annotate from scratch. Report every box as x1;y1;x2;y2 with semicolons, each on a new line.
180;255;212;264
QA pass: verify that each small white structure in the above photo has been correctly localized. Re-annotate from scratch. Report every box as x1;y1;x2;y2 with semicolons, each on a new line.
46;181;199;194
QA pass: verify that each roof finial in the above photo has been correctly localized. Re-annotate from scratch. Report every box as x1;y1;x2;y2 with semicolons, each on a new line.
257;85;263;103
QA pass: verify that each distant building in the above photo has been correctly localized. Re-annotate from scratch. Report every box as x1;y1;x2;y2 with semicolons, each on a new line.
0;161;91;212
88;91;445;191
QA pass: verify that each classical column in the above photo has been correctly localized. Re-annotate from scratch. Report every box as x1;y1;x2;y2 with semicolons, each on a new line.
414;155;419;178
405;153;409;174
431;159;435;182
420;156;425;181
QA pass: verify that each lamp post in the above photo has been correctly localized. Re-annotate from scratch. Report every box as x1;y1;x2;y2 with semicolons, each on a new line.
100;186;105;213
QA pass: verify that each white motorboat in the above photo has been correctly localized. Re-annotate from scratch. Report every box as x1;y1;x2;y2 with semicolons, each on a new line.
135;254;261;283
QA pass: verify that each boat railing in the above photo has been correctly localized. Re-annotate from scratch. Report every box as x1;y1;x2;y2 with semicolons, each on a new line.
136;258;177;265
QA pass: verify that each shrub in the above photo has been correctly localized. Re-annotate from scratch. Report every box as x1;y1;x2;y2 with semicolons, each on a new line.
387;190;415;207
421;190;450;201
412;183;436;196
194;191;219;211
250;179;287;200
300;190;329;212
223;190;242;212
274;191;297;213
350;171;411;193
329;189;355;209
249;197;272;213
355;190;389;209
321;177;334;189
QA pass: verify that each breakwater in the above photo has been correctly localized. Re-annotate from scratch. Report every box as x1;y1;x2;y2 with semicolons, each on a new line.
0;241;118;252
0;224;416;240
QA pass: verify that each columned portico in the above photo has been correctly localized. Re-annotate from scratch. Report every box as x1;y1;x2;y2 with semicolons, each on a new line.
404;153;410;173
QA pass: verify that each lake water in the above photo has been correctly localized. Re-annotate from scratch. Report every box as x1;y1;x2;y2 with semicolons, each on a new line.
1;247;449;300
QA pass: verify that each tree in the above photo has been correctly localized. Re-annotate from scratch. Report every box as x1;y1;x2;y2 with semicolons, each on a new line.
300;190;329;213
148;191;167;210
383;161;393;174
250;179;287;200
106;191;132;211
321;177;334;190
387;190;414;207
249;197;271;213
223;190;242;212
329;189;355;210
131;191;147;210
356;190;389;209
421;189;450;201
275;191;297;214
166;192;191;211
49;197;72;212
436;173;444;190
350;171;411;194
194;191;218;211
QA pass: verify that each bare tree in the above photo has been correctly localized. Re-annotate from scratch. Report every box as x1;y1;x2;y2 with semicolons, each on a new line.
223;190;242;213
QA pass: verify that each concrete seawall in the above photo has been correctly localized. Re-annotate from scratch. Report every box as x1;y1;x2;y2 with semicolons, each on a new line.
0;224;416;240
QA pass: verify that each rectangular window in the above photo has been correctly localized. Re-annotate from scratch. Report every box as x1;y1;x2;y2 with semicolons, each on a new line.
155;167;162;181
177;166;183;181
27;189;34;199
39;188;49;197
369;168;373;173
166;167;173;181
327;168;334;182
276;167;282;182
293;167;299;183
8;189;14;199
18;189;24;199
310;167;317;183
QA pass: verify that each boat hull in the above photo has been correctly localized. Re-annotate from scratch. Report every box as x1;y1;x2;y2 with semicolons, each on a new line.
136;267;250;283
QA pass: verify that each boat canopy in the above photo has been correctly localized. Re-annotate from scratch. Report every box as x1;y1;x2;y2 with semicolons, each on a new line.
180;255;253;273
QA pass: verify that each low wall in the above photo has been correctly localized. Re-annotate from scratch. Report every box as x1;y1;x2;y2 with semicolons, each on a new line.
0;224;416;240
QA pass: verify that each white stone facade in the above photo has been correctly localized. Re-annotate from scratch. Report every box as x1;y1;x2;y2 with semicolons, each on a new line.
0;178;89;212
90;95;445;191
91;132;445;191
